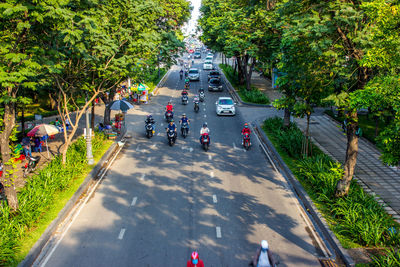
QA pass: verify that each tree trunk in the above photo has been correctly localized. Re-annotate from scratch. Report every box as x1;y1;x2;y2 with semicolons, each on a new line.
336;111;359;197
0;89;19;210
304;112;311;157
21;105;25;136
245;58;256;91
91;102;95;130
233;59;237;75
49;93;57;110
283;108;291;127
236;56;245;85
374;116;379;138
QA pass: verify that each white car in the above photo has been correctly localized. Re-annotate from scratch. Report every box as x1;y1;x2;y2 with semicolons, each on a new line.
188;68;200;81
216;97;236;116
203;60;213;70
205;55;213;61
207;53;213;57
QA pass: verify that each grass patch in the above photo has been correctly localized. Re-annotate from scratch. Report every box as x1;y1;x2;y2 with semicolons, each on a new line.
219;63;270;104
0;132;113;266
147;68;167;94
262;117;400;264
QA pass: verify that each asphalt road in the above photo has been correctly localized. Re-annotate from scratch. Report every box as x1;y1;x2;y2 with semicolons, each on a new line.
34;55;323;267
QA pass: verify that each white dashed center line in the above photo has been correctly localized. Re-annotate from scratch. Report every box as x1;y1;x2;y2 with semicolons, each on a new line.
118;228;126;240
131;197;138;206
204;115;207;118
210;171;214;178
213;195;218;203
216;227;222;238
147;157;152;162
208;154;212;160
140;174;146;180
136;145;141;152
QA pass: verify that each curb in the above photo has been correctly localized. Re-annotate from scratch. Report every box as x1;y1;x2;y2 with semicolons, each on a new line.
253;122;355;267
153;68;173;96
19;132;126;267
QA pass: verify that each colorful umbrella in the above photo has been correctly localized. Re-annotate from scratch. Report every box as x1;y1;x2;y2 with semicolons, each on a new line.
27;124;60;157
108;100;134;111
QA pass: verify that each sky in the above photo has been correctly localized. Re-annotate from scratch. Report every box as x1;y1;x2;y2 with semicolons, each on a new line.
184;0;202;36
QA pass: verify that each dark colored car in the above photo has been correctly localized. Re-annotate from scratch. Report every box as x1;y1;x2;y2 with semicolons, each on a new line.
208;78;223;92
194;52;201;59
208;70;221;81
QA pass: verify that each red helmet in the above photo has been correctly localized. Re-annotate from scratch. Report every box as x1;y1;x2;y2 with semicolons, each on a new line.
191;251;199;260
244;123;249;128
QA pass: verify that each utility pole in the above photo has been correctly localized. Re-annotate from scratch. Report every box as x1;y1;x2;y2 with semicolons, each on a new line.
85;92;94;165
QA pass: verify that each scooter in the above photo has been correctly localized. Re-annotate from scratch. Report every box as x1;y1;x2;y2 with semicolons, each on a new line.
165;111;173;123
145;122;155;138
194;101;199;112
201;133;210;152
23;155;41;177
182;95;189;105
199;91;205;102
181;122;189;138
243;133;251;150
167;129;176;146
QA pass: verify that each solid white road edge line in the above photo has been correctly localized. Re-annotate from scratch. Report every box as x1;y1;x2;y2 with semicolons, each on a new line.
40;142;125;267
216;227;222;238
131;197;138;207
118;228;126;240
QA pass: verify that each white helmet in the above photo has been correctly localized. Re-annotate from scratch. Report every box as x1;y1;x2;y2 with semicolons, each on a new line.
261;240;269;250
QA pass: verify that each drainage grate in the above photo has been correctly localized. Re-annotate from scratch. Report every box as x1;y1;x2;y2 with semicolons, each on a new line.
319;258;339;267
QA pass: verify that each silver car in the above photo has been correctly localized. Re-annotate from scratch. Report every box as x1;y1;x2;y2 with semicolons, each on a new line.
188;68;200;81
216;97;236;116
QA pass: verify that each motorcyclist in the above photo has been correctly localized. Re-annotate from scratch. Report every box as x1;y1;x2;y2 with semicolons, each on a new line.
187;251;205;267
199;123;210;144
181;89;188;96
179;113;190;133
180;69;184;80
165;101;174;117
193;95;199;103
166;120;177;139
241;123;251;145
145;115;156;132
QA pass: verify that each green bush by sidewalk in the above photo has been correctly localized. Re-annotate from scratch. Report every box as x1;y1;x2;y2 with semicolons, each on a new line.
219;64;270;105
262;117;400;264
0;132;111;266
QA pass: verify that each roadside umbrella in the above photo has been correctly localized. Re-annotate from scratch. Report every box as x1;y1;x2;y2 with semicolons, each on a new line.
27;124;60;157
108;100;134;112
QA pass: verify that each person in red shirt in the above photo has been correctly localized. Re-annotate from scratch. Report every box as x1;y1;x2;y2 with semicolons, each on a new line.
187;251;204;267
241;123;251;145
165;101;174;118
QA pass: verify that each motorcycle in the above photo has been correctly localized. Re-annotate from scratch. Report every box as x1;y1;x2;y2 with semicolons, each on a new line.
182;95;188;105
185;82;190;90
165;111;173;123
201;133;210;151
194;101;199;112
145;122;155;138
23;155;41;178
199;91;205;102
243;133;251;150
181;122;189;138
167;129;176;146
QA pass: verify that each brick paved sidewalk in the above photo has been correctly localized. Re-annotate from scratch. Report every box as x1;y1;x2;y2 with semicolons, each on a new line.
295;116;400;223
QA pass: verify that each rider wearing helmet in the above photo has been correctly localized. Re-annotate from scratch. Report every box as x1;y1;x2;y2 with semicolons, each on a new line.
199;123;210;144
193;95;199;103
166;119;177;137
241;123;251;145
145;114;156;132
187;251;204;267
179;113;190;132
251;240;275;267
181;89;188;96
165;101;174;118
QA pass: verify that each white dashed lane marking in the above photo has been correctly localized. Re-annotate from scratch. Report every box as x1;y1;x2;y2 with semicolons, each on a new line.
131;197;138;206
210;171;214;178
118;228;126;240
216;227;222;238
140;174;146;180
213;195;217;203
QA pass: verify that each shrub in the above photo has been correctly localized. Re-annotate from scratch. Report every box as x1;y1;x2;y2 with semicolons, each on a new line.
372;248;400;266
0;132;109;265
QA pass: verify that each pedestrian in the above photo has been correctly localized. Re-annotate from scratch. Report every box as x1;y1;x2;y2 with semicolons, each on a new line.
250;240;276;267
23;142;32;158
65;116;71;130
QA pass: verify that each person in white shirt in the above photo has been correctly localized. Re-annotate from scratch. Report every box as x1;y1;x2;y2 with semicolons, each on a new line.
251;240;276;267
199;123;210;144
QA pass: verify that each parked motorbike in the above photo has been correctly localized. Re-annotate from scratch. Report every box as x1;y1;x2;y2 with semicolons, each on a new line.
199;91;205;102
167;129;176;146
201;133;210;151
145;122;155;138
181;122;189;138
182;95;189;105
243;133;251;150
165;111;173;123
23;155;41;178
194;101;199;112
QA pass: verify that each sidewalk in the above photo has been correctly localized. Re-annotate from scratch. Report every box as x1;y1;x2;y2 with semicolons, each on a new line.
248;69;400;223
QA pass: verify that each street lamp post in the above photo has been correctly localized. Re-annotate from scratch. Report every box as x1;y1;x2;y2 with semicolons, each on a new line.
85;93;94;165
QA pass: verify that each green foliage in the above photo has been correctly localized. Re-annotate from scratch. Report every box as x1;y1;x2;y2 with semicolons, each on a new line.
371;248;400;267
263;117;400;248
0;132;108;265
219;64;269;104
